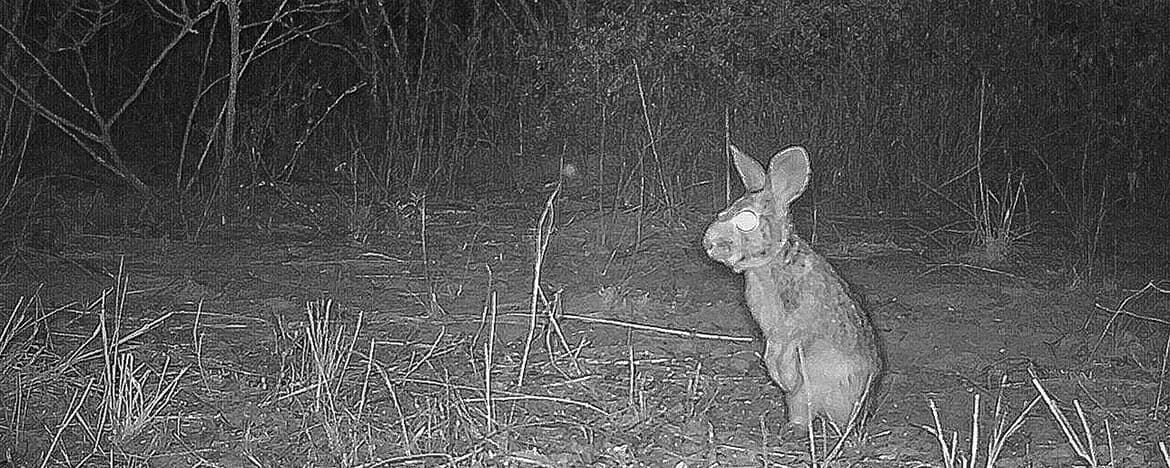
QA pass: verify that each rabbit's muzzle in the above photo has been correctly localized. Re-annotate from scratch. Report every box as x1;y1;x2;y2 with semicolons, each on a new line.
703;221;736;256
704;221;775;273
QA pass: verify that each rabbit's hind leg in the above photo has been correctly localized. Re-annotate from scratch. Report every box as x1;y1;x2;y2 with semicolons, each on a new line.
784;384;817;429
807;354;875;428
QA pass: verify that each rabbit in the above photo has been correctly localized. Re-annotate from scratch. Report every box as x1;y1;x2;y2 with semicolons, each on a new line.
703;144;882;430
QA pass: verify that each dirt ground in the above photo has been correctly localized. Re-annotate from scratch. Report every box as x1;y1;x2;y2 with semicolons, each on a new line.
2;184;1168;467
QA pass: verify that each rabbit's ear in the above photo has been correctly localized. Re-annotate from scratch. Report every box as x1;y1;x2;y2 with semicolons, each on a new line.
767;146;810;206
730;144;767;192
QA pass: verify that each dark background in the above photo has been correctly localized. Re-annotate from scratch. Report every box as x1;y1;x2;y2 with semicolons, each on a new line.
1;0;1167;266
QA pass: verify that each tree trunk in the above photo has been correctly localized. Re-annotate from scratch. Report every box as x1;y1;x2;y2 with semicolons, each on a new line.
217;0;242;193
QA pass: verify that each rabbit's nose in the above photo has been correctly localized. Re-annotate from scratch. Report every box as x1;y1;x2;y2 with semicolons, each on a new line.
704;237;731;256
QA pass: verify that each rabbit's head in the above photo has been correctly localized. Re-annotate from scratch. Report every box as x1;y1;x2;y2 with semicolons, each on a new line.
703;145;810;273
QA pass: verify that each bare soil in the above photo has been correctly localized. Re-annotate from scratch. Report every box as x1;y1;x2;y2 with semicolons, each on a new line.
2;184;1168;467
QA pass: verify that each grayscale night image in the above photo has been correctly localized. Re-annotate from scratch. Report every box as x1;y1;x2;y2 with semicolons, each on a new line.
0;0;1167;465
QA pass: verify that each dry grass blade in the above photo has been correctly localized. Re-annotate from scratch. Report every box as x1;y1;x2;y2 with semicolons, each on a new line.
482;289;500;435
924;399;963;468
0;296;34;358
559;313;754;342
484;337;495;434
88;310;178;361
375;364;416;455
403;326;446;379
94;264;188;445
518;183;559;386
1090;280;1170;356
103;353;187;444
1030;371;1101;466
985;384;1040;467
357;338;374;422
542;290;582;376
919;262;1025;281
41;378;96;468
974;172;1029;263
397;376;608;416
1159;331;1170;419
1;296;44;416
626;329;636;409
353;452;455;467
821;373;879;462
919;376;1038;468
805;412;819;465
304;299;368;463
306;299;346;413
968;75;1030;265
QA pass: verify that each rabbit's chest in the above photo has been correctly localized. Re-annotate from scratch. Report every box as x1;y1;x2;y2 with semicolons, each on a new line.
743;265;827;335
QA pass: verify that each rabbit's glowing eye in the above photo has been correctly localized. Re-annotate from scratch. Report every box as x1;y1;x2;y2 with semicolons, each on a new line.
730;211;759;231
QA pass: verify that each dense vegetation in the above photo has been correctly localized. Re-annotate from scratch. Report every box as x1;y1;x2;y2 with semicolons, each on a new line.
2;0;1167;264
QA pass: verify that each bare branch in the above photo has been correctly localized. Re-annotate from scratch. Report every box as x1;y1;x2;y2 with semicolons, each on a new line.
0;22;101;122
0;69;103;144
145;0;191;27
109;3;218;125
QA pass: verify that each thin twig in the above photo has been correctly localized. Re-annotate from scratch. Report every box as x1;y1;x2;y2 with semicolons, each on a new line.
41;378;96;468
559;313;754;342
1091;281;1170;357
1157;332;1170;419
519;184;559;386
395;377;608;416
919;262;1024;280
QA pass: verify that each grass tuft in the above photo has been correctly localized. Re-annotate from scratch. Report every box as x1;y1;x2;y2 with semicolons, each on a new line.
919;376;1039;468
303;299;369;464
96;264;187;446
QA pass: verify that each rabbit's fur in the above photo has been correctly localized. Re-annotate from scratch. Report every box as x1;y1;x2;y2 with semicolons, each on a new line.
704;144;882;429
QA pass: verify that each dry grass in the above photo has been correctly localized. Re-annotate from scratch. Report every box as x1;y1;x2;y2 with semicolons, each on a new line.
99;268;188;446
917;276;1170;468
302;299;369;464
1030;371;1113;467
970;75;1030;266
921;376;1039;468
1;192;1167;466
